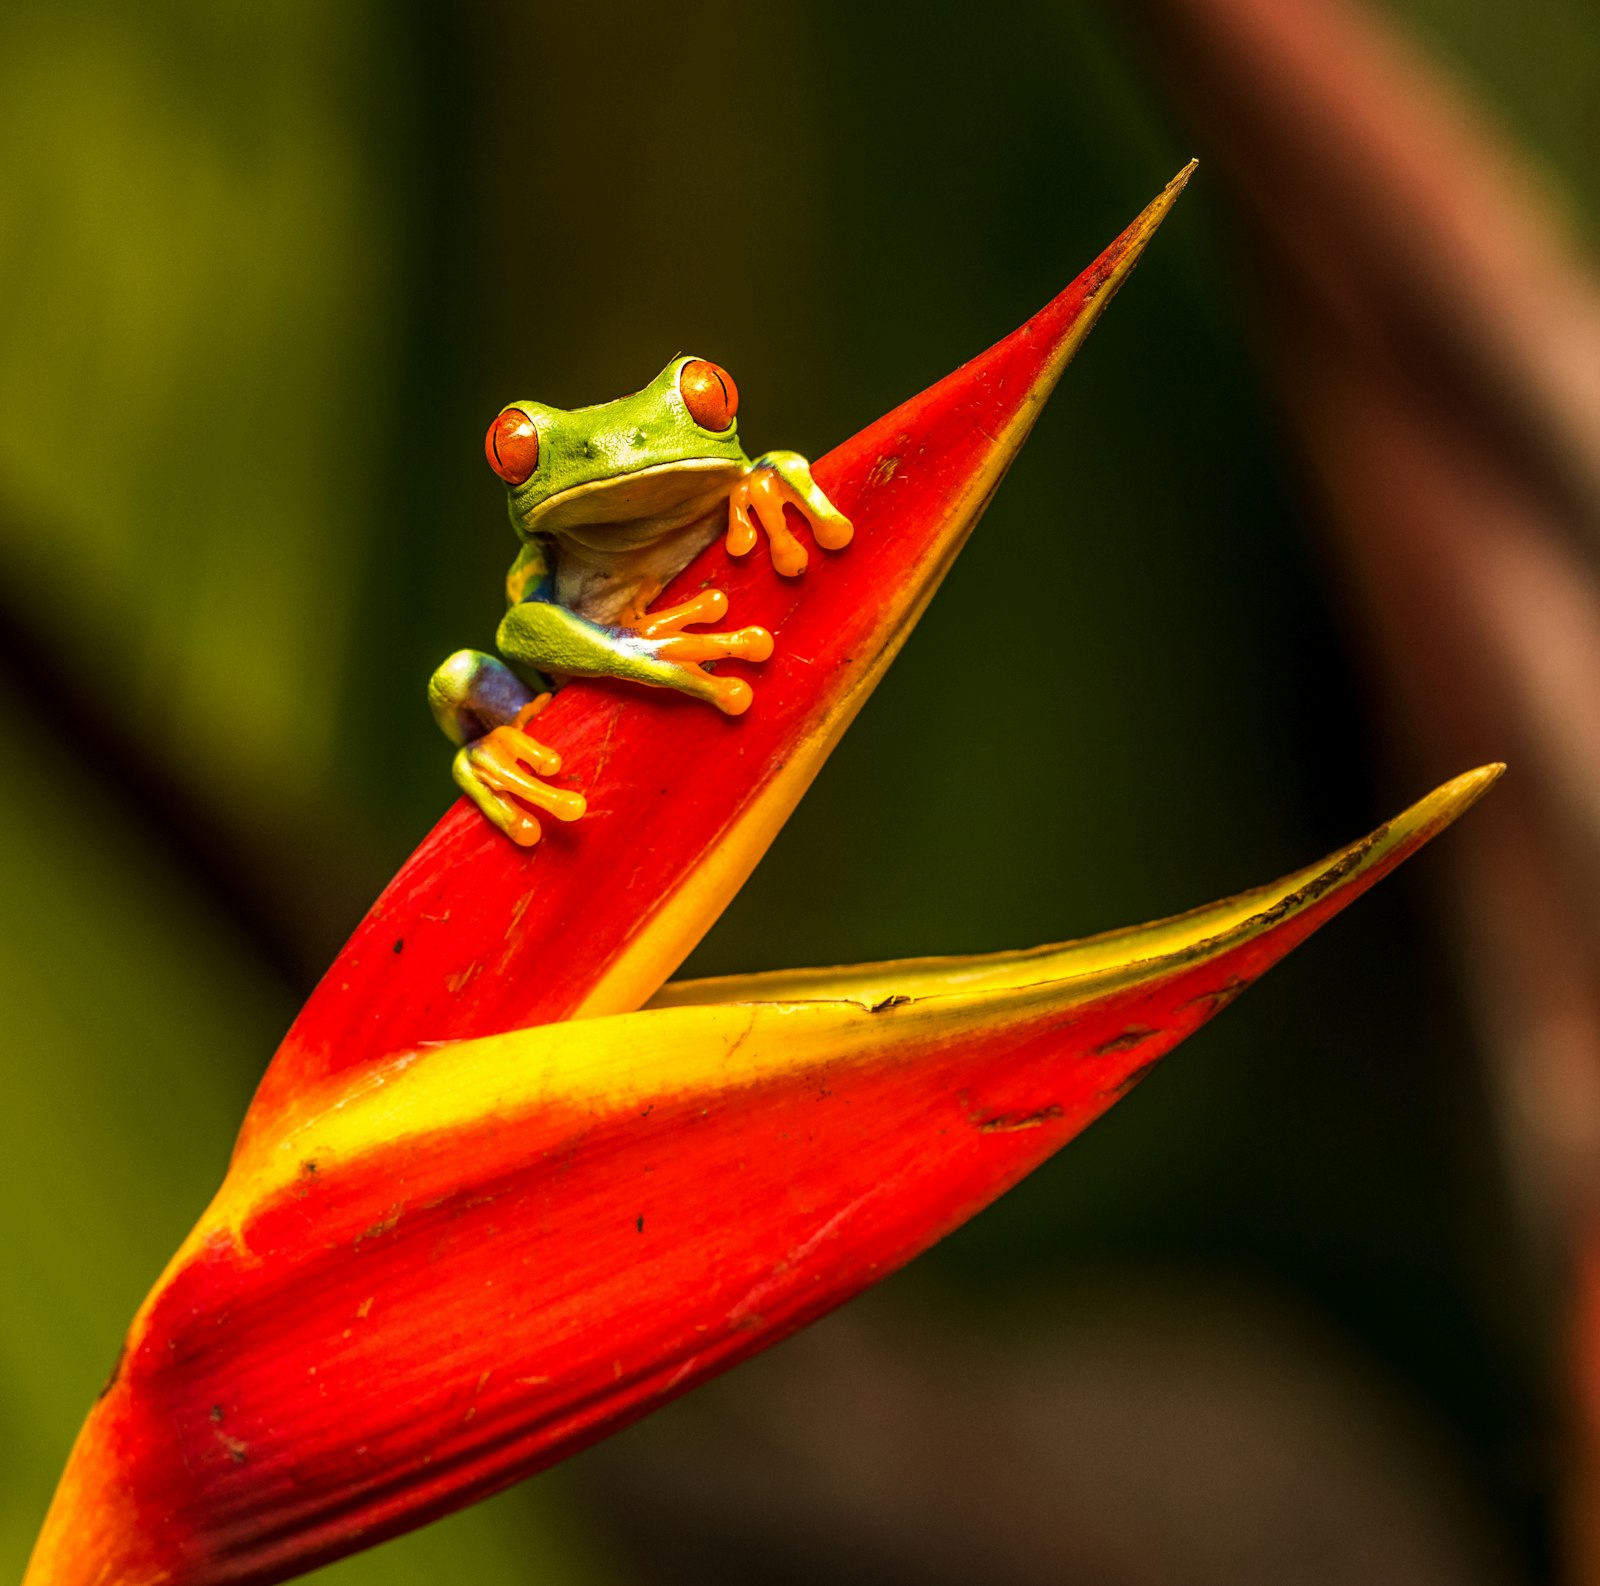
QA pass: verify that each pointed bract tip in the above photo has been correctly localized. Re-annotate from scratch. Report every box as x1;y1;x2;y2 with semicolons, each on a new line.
1442;760;1506;811
1075;164;1196;318
1024;165;1198;404
1387;762;1504;854
1119;160;1198;259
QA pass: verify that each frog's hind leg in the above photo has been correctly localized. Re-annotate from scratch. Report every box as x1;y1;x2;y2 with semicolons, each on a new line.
428;649;539;745
428;650;586;847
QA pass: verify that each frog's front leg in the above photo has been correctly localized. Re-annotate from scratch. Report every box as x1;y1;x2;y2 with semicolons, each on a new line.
497;589;773;717
428;649;586;847
726;450;854;577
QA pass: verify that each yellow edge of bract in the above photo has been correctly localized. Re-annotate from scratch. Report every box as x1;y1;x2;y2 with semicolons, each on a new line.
653;764;1502;1010
567;166;1197;1024
173;765;1497;1286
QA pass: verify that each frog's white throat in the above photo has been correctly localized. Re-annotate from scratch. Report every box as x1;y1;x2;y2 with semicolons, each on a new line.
530;459;747;629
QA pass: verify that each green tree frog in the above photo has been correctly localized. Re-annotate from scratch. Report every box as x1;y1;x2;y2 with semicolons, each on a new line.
429;355;853;846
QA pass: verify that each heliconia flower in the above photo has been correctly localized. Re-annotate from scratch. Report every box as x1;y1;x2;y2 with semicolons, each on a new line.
23;167;1499;1586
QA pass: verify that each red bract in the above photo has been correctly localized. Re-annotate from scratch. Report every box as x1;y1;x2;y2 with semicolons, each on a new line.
247;167;1197;1136
23;169;1498;1586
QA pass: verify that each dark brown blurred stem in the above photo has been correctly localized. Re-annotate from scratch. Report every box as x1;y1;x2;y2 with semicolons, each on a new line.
1127;0;1600;542
1125;0;1600;1575
0;498;375;1000
1284;282;1600;1579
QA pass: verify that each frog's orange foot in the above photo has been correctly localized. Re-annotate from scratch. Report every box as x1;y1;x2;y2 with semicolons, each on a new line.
635;588;772;717
639;588;774;660
459;696;587;848
726;464;854;578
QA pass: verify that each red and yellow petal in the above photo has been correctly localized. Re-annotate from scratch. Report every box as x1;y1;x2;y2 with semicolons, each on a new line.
24;767;1496;1586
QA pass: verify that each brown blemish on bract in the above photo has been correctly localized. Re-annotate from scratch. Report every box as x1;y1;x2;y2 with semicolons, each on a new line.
446;961;483;995
723;1015;757;1064
1252;835;1379;927
209;1407;248;1465
973;1104;1064;1133
1093;1026;1155;1055
1182;978;1246;1016
354;1205;404;1249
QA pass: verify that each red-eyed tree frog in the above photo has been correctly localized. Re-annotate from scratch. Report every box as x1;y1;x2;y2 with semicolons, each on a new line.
429;356;853;846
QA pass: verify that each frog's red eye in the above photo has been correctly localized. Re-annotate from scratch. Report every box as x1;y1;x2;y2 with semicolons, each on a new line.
486;409;540;485
679;360;738;431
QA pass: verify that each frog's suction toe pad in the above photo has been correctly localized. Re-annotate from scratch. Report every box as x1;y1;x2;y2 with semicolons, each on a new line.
730;626;774;663
709;675;754;715
506;811;543;847
814;514;854;551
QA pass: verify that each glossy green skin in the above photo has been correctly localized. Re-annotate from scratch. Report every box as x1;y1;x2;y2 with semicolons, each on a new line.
429;356;826;827
504;356;750;541
495;355;754;632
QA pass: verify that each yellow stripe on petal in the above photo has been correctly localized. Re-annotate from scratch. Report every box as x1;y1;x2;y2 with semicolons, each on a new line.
184;765;1497;1270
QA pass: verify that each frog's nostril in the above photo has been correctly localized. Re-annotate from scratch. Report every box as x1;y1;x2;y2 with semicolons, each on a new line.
486;410;540;485
680;360;738;432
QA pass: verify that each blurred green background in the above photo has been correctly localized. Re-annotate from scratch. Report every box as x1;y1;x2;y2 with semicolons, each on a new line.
3;1;1595;1581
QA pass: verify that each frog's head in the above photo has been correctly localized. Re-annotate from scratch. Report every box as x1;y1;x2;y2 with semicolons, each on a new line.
485;356;751;544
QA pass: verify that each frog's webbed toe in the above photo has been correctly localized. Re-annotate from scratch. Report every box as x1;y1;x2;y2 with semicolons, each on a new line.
633;588;773;716
454;696;587;848
726;452;854;577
